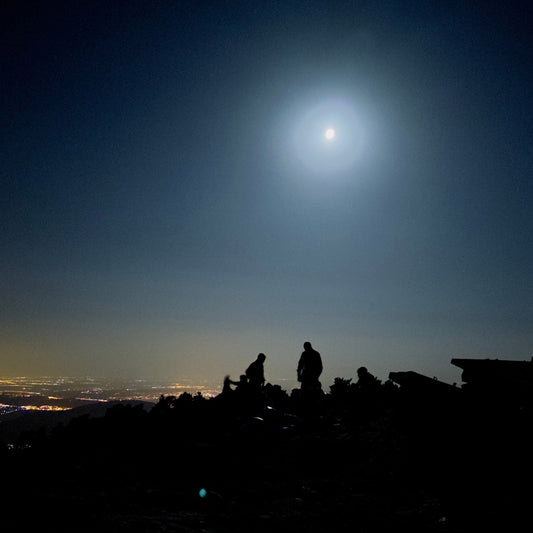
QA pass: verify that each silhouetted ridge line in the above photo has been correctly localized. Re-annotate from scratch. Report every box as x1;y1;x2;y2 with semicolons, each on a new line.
2;356;533;532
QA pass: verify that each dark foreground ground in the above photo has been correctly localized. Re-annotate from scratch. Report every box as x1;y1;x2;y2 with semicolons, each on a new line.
1;383;532;532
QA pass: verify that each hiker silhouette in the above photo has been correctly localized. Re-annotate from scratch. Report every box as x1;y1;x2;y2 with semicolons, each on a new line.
355;366;380;392
222;374;249;397
297;342;323;392
246;353;266;391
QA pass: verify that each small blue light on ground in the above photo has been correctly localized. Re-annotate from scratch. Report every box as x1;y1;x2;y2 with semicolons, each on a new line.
199;488;207;498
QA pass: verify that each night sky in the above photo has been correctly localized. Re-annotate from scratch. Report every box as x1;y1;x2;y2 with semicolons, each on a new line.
3;1;533;385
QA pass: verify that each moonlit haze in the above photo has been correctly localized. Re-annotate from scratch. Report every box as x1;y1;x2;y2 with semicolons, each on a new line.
2;2;532;387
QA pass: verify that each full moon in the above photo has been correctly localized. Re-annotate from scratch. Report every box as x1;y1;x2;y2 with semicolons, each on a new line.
293;98;364;173
325;127;336;140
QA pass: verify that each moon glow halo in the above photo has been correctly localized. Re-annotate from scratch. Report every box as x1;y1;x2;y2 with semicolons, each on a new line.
291;98;366;174
325;128;336;140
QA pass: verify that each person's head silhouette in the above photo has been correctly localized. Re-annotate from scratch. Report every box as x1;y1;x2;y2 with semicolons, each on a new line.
357;367;368;378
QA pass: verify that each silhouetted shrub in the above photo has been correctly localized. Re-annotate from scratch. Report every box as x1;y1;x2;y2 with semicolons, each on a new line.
329;377;355;398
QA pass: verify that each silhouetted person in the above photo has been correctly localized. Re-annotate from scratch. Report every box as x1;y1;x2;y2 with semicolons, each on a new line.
222;375;233;396
235;374;249;395
297;342;323;392
353;366;382;424
246;353;266;391
219;374;250;413
222;375;241;394
355;366;379;391
223;374;249;395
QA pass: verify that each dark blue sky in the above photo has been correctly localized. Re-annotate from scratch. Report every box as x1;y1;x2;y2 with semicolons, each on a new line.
2;1;532;385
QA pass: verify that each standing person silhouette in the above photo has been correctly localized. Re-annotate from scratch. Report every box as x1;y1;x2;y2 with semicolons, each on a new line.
246;353;266;392
297;342;323;392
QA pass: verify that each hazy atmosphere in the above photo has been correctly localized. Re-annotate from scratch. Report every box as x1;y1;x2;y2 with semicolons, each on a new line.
3;1;532;385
